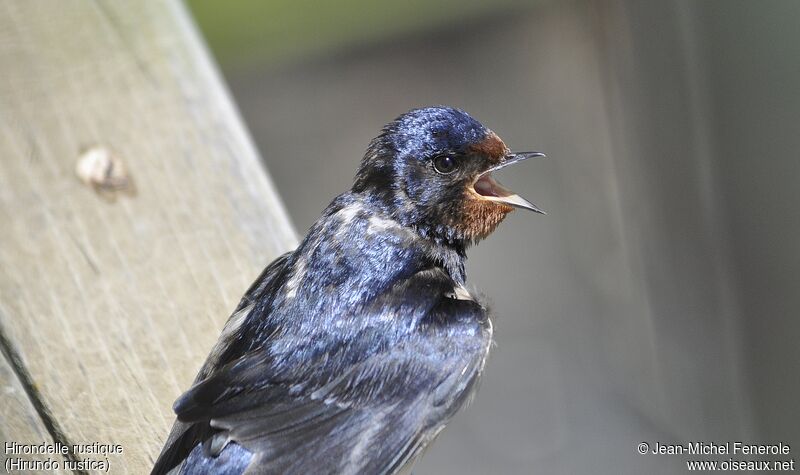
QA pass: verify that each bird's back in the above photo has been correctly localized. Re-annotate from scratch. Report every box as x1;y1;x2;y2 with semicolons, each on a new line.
152;194;493;475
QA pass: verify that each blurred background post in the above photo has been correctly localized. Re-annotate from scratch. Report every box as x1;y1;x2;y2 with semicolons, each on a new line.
186;0;800;473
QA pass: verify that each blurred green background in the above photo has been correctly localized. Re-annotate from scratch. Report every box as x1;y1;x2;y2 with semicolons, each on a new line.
188;0;539;71
186;1;800;474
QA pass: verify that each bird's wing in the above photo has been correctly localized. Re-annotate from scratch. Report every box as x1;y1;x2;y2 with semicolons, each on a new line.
162;267;489;475
152;252;293;475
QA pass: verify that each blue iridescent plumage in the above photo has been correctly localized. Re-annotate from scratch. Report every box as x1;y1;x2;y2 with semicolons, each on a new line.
152;106;543;475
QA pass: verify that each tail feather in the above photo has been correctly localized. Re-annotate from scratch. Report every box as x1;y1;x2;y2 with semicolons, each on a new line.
151;422;213;475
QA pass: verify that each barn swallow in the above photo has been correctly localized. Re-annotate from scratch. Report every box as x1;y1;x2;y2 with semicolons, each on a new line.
152;106;545;475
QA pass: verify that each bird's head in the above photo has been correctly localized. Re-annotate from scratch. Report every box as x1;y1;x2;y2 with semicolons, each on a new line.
353;106;545;246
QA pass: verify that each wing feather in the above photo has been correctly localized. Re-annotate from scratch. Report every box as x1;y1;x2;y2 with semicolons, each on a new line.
153;266;490;475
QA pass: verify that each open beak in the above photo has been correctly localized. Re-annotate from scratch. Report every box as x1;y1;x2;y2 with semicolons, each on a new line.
472;152;546;214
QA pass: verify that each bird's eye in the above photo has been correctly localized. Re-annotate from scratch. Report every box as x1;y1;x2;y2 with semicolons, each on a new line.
433;155;457;174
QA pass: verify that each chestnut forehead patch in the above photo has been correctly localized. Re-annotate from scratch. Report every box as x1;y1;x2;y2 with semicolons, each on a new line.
469;131;508;163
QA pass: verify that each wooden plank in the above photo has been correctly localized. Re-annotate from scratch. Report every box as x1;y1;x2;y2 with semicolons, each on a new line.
0;1;296;472
0;354;69;474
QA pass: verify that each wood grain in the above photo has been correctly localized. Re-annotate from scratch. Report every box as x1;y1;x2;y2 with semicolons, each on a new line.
0;354;69;474
0;1;296;472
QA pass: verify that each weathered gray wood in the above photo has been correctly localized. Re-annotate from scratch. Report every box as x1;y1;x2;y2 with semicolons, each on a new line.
0;356;69;474
0;1;296;472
